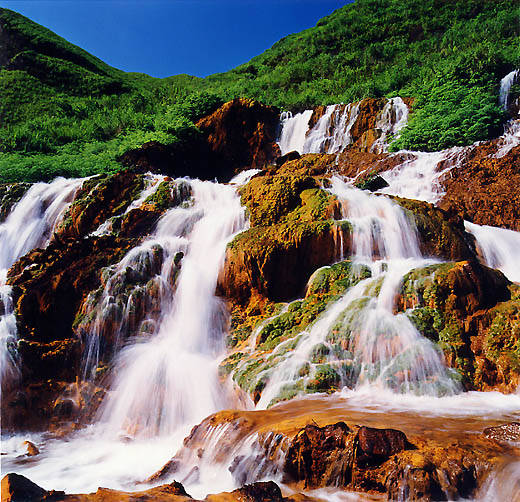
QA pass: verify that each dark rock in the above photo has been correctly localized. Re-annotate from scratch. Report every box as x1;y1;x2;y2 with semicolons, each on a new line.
354;174;389;191
206;481;284;502
356;426;407;467
275;150;301;167
1;473;52;502
285;422;354;488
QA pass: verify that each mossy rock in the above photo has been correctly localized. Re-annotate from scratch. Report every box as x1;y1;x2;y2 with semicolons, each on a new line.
392;197;476;261
0;182;31;222
397;260;517;391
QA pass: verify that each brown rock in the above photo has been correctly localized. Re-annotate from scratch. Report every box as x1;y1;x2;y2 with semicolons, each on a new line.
439;139;520;231
23;440;40;456
483;422;520;442
285;422;354;487
355;426;407;466
1;473;54;502
197;98;281;174
205;481;284;502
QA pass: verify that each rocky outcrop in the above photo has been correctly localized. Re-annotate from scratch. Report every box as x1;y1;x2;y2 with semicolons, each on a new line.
439;140;520;231
119;99;280;181
397;260;519;391
392;197;477;261
218;171;345;304
196;98;280;172
1;474;299;502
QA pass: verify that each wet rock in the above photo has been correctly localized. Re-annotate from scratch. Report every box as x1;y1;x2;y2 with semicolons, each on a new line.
392;196;477;261
439;139;520;231
1;473;55;501
356;426;407;467
354;174;389;191
483;422;520;442
56;172;145;239
285;422;354;487
205;481;284;502
219;172;345;304
0;183;31;223
23;440;40;456
275;150;301;167
397;260;518;392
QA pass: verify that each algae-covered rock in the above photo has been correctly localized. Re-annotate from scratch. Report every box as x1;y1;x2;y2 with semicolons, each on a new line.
397;260;519;391
219;171;346;304
223;261;371;404
392;197;476;261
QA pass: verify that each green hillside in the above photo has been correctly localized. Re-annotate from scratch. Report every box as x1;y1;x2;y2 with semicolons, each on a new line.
1;0;519;182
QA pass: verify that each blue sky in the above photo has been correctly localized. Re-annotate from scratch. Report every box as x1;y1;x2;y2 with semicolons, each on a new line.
2;1;353;78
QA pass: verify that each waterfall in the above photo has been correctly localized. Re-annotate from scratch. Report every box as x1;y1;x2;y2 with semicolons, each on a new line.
254;177;459;409
465;221;520;283
277;110;313;155
277;98;409;156
499;69;519;110
97;174;253;437
0;177;83;387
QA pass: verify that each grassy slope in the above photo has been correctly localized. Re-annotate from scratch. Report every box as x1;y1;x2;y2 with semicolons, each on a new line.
1;0;519;182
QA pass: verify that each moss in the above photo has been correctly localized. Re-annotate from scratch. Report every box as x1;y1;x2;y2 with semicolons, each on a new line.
0;182;31;221
228;260;372;401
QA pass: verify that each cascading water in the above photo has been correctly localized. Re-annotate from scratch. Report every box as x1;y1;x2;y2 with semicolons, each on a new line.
97;176;251;437
277;110;313;155
277;98;409;156
465;221;520;283
0;177;83;387
253;177;459;409
499;69;519;110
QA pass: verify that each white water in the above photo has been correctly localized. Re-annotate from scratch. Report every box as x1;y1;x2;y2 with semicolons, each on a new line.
0;177;83;387
277;98;409;156
97;177;250;438
499;69;519;110
465;221;520;283
254;176;458;409
278;110;313;155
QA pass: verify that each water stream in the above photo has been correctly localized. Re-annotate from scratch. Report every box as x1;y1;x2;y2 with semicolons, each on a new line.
0;177;83;388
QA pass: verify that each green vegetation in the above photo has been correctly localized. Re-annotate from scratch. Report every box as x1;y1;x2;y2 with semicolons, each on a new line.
1;0;520;181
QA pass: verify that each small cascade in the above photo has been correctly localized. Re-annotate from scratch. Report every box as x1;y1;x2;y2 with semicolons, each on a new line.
163;422;288;499
277;98;409;156
0;177;83;387
465;221;520;283
97;174;253;437
476;458;520;502
370;97;409;154
78;180;191;379
499;69;519;111
254;177;459;409
277;110;313;155
91;173;165;237
379;148;464;204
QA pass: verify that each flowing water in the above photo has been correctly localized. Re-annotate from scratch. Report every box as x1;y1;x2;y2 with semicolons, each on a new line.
277;98;408;156
253;176;459;410
2;80;520;499
0;177;83;388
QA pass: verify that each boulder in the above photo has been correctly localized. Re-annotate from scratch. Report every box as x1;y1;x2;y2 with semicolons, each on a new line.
285;422;354;487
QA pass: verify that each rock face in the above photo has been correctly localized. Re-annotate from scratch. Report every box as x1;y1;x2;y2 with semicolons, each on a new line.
218;170;345;304
196;98;281;172
1;172;189;431
397;260;519;392
439;141;520;231
119;98;280;182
